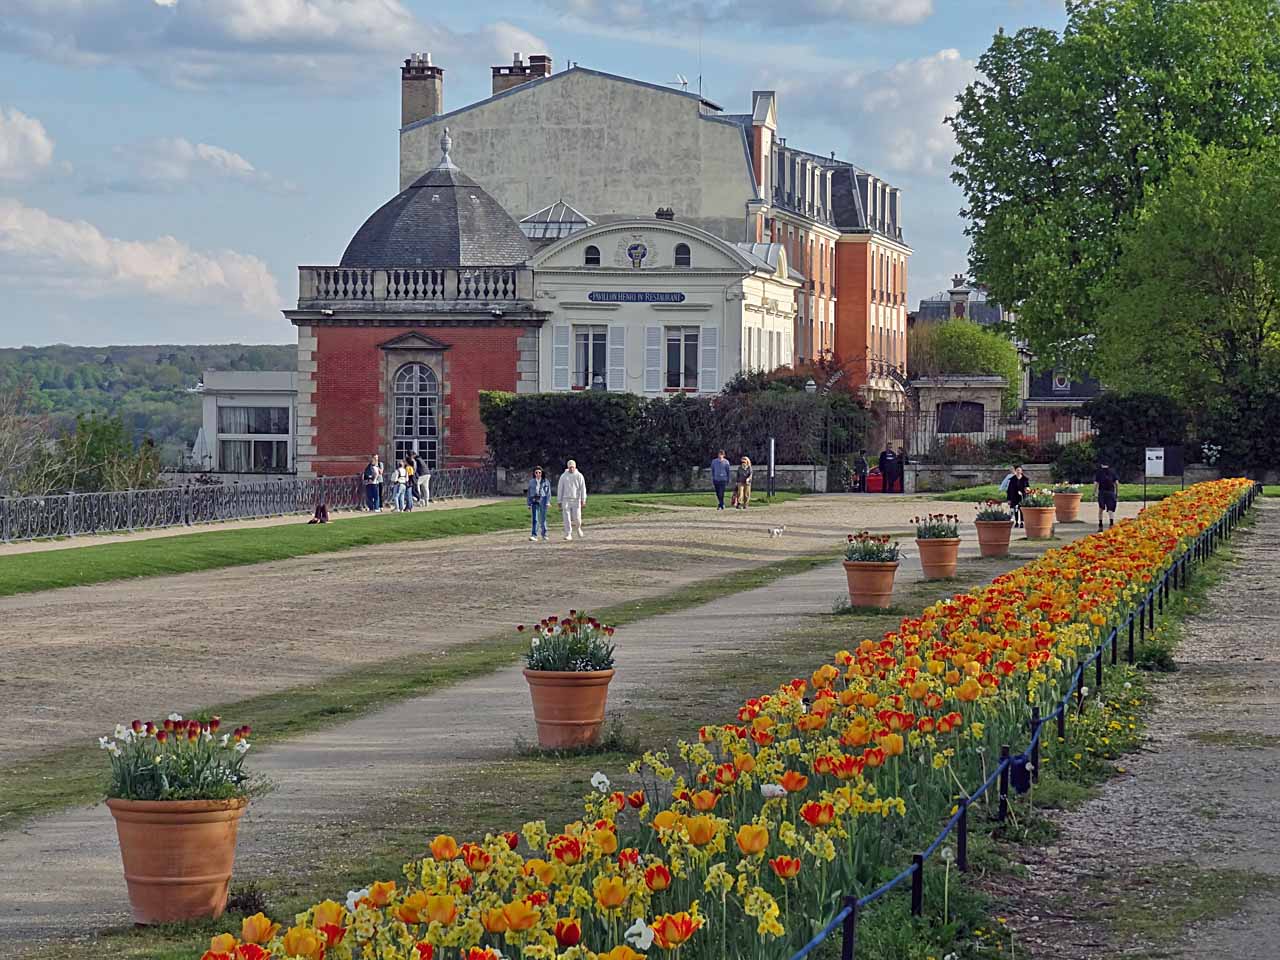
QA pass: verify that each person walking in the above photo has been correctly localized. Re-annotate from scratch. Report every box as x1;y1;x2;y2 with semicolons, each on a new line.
413;453;429;504
852;449;869;492
403;458;415;511
527;466;551;541
1094;459;1119;530
391;460;410;512
1006;464;1031;528
362;455;381;511
734;456;753;509
877;445;898;494
710;450;732;510
557;459;588;541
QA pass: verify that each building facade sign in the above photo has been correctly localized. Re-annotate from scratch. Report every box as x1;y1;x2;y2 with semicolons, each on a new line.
587;291;686;303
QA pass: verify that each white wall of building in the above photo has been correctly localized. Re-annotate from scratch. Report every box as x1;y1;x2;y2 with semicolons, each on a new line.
198;371;297;473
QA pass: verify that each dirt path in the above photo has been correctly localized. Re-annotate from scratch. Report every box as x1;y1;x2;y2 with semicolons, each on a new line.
993;499;1280;959
0;516;1107;956
1;494;1063;761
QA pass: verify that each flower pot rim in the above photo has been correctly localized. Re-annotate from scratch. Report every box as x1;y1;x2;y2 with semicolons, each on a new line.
974;518;1014;525
842;559;900;568
1053;490;1083;497
915;536;961;544
522;667;616;680
106;797;249;814
1021;504;1056;512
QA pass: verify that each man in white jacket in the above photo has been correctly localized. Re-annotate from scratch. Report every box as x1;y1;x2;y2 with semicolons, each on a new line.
556;459;588;541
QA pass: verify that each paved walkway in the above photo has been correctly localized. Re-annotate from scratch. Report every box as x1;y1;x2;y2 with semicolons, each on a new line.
0;513;1115;956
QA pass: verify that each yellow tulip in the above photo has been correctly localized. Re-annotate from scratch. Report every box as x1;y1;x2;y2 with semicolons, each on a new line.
424;893;458;925
209;933;238;953
598;948;646;960
651;809;682;832
684;815;718;846
592;827;619;854
735;823;769;855
594;874;628;910
396;891;431;924
524;857;557;886
281;926;326;960
481;906;509;934
879;733;905;757
310;901;345;930
502;898;539;931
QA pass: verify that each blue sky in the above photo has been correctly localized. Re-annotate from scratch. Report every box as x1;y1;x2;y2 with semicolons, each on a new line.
0;0;1066;348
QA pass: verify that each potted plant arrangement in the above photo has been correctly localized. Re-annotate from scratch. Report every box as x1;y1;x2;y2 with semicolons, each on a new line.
842;531;901;608
1052;482;1084;522
1020;488;1057;538
912;513;962;579
101;715;262;924
522;611;617;749
974;500;1015;557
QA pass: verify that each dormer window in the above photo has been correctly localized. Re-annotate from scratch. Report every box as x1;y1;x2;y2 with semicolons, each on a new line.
674;243;691;268
584;245;601;266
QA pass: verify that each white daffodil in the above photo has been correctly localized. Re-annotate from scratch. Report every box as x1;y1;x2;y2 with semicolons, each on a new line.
106;743;122;757
346;888;370;913
591;771;610;793
98;736;111;750
760;784;786;799
113;724;135;743
235;740;251;755
219;733;230;747
167;713;183;722
531;637;541;648
625;917;654;950
202;730;213;742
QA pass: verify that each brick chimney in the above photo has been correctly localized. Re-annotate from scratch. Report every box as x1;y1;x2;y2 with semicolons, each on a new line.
492;53;553;95
948;273;970;319
402;53;443;127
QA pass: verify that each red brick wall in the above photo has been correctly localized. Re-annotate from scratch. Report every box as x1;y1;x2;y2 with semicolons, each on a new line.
835;240;870;387
310;324;524;476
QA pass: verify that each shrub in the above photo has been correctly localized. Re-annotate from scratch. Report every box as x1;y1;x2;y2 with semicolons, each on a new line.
1053;438;1097;482
908;320;1022;411
1081;393;1188;481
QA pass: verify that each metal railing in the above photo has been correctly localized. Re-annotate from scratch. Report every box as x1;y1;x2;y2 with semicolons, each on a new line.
790;483;1259;960
880;410;1096;464
0;467;498;543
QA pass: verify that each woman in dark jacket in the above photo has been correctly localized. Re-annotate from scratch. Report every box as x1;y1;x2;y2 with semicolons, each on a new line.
526;466;551;541
734;457;753;509
1006;465;1031;528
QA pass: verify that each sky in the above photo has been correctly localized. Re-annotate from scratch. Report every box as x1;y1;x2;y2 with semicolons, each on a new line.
0;0;1068;348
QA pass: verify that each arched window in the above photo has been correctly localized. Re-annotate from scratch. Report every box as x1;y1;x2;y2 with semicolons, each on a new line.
584;245;601;266
937;400;986;434
674;243;691;268
393;362;440;469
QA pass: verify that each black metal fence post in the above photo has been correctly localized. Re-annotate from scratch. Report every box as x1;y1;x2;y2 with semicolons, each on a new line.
998;745;1011;821
1030;706;1041;783
1148;594;1155;630
1128;616;1135;664
1056;703;1066;740
840;897;860;960
910;855;924;917
957;800;969;872
1095;647;1103;688
1111;626;1118;665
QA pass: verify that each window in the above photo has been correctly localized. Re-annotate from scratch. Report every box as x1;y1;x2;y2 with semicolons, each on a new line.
937;401;986;434
574;324;608;390
665;326;699;390
674;243;691;268
393;362;440;470
217;406;288;435
219;439;288;472
584;245;601;266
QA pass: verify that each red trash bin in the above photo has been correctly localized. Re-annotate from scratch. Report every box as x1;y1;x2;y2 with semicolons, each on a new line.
865;470;883;493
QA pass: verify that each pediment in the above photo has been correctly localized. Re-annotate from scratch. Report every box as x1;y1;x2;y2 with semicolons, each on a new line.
378;332;451;351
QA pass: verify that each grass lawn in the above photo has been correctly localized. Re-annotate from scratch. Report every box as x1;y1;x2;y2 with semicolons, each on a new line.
933;481;1197;503
0;491;802;598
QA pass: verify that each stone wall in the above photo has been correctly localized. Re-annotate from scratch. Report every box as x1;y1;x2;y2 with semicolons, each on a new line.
496;464;827;496
906;463;1054;494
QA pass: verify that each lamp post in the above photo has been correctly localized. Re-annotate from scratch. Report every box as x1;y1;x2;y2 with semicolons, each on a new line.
805;379;818;491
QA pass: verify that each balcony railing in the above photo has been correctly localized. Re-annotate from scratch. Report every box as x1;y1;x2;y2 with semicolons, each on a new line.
298;266;525;305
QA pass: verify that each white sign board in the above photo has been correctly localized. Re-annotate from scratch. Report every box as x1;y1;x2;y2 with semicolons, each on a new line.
1145;447;1165;478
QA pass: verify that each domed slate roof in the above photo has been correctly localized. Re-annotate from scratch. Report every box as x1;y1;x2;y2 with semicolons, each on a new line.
340;130;530;268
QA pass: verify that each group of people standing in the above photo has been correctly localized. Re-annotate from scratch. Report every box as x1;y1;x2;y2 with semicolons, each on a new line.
362;453;430;512
525;460;589;541
851;445;909;493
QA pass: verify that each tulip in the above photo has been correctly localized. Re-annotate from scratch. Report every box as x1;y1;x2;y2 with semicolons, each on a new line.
879;733;905;757
735;823;769;855
618;847;640;868
235;946;270;960
799;801;835;828
863;747;886;768
429;834;459;860
311;901;345;929
413;944;434;960
525;891;549;907
956;678;983;702
627;789;645;808
524;858;557;886
651;911;704;949
592;827;619;854
424;893;457;926
395;891;430;924
597;949;645;960
317;924;346;947
733;752;756;774
461;843;492;872
501;898;539;931
594;874;628;910
501;830;520;850
644;863;672;891
481;906;509;934
651;809;681;833
690;789;719;811
281;927;325;960
241;912;279;945
554;916;583;947
466;950;501;960
779;770;809;793
769;855;802;879
209;933;238;954
550;834;584;864
684;815;718;846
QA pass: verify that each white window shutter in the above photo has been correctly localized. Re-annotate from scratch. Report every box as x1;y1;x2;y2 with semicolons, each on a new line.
700;326;719;393
608;325;626;391
552;325;571;391
644;326;662;392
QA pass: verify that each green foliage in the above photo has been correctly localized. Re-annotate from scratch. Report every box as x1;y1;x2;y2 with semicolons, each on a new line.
0;344;295;463
102;718;259;802
950;0;1280;371
1053;438;1097;483
907;320;1022;410
480;390;867;487
1080;394;1188;482
58;412;163;492
522;611;617;672
844;531;901;562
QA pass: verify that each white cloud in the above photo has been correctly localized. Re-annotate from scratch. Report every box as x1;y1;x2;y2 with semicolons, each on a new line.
0;1;552;89
95;137;295;193
0;197;282;320
552;0;932;26
0;107;56;181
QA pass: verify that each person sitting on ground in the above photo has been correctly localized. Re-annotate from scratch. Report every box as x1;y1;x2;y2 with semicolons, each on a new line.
308;503;330;524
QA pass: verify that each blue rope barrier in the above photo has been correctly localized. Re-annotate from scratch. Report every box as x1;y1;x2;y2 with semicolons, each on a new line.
788;904;852;960
857;860;918;908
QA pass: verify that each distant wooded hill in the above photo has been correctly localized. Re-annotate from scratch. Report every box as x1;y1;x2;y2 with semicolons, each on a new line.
0;344;296;460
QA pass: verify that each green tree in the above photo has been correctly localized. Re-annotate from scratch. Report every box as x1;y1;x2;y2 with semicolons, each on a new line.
950;0;1280;371
1094;145;1280;472
907;320;1022;410
59;413;163;492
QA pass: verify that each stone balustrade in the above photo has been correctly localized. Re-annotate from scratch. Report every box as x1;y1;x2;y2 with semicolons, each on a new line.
298;266;528;305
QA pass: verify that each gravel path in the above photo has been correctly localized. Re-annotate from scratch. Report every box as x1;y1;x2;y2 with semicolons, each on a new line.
0;500;1121;956
995;498;1280;959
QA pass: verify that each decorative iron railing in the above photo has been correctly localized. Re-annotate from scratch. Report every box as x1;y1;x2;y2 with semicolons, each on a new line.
298;266;524;305
0;468;498;543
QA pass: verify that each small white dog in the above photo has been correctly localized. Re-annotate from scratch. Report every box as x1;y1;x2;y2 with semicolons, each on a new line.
768;525;786;538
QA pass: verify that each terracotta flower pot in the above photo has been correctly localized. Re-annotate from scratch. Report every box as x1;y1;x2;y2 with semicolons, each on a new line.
842;560;899;609
524;668;615;749
1021;506;1056;539
107;797;248;925
1054;491;1083;522
916;537;961;579
974;520;1014;558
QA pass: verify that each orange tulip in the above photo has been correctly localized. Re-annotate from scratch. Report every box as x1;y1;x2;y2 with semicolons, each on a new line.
594;874;628;910
644;863;672;891
461;843;492;872
878;732;905;757
598;948;646;960
735;822;769;855
863;747;886;768
799;801;835;828
651;911;704;949
281;927;325;960
396;891;431;924
481;906;509;934
523;857;557;886
956;678;983;702
424;893;458;926
311;901;345;930
366;880;396;907
769;855;802;879
501;898;539;932
841;722;872;747
209;934;238;954
684;814;718;846
466;949;501;960
690;789;719;811
779;770;809;793
554;917;583;947
549;834;584;865
430;834;460;861
651;809;682;833
240;913;278;945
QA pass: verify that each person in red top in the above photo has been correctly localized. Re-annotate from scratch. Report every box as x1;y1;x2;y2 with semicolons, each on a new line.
1094;460;1119;530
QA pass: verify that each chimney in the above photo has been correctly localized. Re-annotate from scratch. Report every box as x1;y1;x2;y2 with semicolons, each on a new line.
655;207;675;220
949;274;970;319
492;52;553;95
402;53;443;127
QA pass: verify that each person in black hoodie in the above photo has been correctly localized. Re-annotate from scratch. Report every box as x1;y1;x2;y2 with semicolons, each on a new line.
1006;464;1031;527
877;445;898;494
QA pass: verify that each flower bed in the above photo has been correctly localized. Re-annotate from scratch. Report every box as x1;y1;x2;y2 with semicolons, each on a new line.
197;479;1253;960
